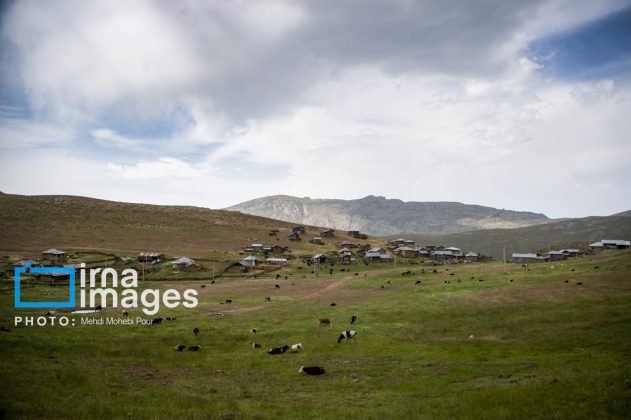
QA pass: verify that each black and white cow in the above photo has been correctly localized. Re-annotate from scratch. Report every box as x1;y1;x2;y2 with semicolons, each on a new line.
338;330;356;343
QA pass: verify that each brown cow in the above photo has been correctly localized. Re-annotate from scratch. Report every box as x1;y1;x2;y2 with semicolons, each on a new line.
319;317;331;326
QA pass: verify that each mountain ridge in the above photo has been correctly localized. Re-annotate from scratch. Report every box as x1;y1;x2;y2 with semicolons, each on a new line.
226;195;553;236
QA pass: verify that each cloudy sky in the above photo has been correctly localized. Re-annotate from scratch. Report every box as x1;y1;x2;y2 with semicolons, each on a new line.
1;0;630;218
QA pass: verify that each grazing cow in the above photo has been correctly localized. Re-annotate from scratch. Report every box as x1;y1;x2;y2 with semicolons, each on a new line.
478;279;484;282
576;282;583;285
319;317;331;326
594;266;599;269
226;299;232;304
121;311;129;317
355;273;359;276
521;264;529;269
299;366;325;375
350;315;357;324
509;279;513;283
174;344;186;352
275;284;280;289
338;330;356;343
166;317;176;321
252;342;261;349
267;345;289;355
188;345;202;351
381;285;385;289
211;280;216;284
265;296;271;302
571;269;575;272
415;280;421;285
193;328;200;336
564;280;569;283
250;328;257;334
276;274;281;279
291;343;303;352
285;276;288;280
330;303;336;307
401;270;412;276
201;285;206;288
432;269;438;273
151;317;163;325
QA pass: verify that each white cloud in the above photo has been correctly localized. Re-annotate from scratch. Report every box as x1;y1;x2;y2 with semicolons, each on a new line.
0;109;74;149
90;128;166;151
208;69;631;217
107;157;213;180
0;1;630;218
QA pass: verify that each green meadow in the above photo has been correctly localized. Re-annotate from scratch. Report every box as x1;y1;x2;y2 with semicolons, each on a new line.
1;251;631;419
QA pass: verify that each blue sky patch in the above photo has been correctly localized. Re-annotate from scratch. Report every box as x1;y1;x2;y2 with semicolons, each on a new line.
527;7;631;80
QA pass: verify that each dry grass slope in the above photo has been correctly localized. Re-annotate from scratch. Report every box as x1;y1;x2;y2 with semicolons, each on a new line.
0;193;370;258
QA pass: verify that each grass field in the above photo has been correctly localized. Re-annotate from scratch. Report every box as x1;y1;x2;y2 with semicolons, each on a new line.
1;251;631;419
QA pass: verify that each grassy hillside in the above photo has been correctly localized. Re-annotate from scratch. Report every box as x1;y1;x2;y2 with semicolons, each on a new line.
0;193;371;259
1;251;630;418
397;215;631;258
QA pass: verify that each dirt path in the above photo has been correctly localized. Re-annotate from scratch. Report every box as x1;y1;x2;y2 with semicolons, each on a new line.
221;305;265;315
301;274;356;299
219;273;362;315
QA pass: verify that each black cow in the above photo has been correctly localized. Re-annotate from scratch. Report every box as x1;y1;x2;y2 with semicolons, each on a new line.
299;366;325;375
267;345;289;355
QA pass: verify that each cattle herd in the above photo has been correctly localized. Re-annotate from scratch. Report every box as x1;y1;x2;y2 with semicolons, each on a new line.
165;313;360;375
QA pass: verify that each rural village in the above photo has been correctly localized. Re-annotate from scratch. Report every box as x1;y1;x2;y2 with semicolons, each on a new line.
3;223;629;283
